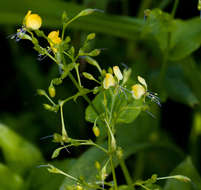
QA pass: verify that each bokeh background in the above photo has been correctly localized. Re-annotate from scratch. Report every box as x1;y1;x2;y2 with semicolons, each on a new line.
0;0;201;189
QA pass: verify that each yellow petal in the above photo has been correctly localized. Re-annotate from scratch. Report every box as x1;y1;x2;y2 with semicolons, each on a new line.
113;66;123;81
103;73;116;89
48;31;62;52
137;76;147;89
25;11;42;30
131;84;146;99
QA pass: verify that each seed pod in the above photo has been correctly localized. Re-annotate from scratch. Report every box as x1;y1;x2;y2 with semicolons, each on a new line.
87;33;96;41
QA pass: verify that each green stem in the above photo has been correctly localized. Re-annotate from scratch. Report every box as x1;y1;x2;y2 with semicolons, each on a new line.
75;63;82;87
68;72;99;115
119;159;134;190
110;155;118;190
59;102;68;139
62;15;80;40
171;0;179;18
44;93;56;106
106;120;118;190
109;89;117;124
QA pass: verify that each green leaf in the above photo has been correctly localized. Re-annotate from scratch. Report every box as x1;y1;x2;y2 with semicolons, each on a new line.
164;157;201;190
85;91;145;124
0;123;43;175
142;9;173;51
164;66;199;107
0;163;23;190
142;9;201;60
169;18;201;61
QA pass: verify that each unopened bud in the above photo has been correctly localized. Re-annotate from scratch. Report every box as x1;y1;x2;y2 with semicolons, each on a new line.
82;72;96;81
88;49;101;56
62;11;69;23
48;84;56;98
113;66;123;81
77;9;95;17
43;104;59;112
47;164;61;174
95;161;101;170
37;89;46;96
87;33;96;41
116;147;123;159
198;0;201;10
173;175;191;183
108;67;113;74
93;126;100;137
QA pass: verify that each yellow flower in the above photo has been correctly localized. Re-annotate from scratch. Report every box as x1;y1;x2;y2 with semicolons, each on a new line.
113;66;123;81
131;84;146;99
48;31;62;53
103;73;116;89
24;10;42;30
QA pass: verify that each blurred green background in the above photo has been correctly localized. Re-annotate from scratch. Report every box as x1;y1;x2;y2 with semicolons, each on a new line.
1;0;201;189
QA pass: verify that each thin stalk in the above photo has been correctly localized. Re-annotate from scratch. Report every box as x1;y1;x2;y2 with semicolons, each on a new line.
60;103;68;139
80;142;108;154
58;169;79;182
106;120;118;190
171;0;179;18
119;159;134;190
68;72;99;115
110;155;118;190
62;15;80;40
75;64;82;87
44;93;56;106
109;89;117;124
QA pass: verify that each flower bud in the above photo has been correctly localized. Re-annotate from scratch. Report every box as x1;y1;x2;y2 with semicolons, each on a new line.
37;89;46;96
43;104;59;112
88;49;101;56
82;72;96;81
116;147;123;159
95;161;101;170
103;73;116;89
48;84;56;98
198;0;201;10
87;33;96;41
113;66;123;81
77;9;95;17
172;175;191;183
93;126;100;137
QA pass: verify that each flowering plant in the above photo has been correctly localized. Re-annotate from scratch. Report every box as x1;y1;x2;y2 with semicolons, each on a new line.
11;8;192;190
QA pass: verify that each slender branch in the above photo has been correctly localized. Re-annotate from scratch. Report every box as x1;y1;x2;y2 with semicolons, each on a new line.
119;159;134;190
171;0;179;18
60;102;68;139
